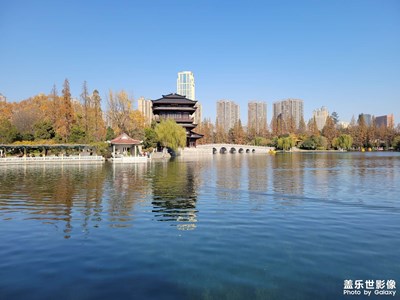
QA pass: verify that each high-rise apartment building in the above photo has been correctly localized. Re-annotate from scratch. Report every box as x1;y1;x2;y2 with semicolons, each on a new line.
248;101;267;135
313;106;329;131
177;71;202;124
216;100;240;132
376;114;394;128
273;98;304;129
358;113;372;126
138;96;153;125
177;71;195;100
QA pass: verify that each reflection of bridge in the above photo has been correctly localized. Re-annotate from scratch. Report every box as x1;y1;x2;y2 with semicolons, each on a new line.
196;144;275;154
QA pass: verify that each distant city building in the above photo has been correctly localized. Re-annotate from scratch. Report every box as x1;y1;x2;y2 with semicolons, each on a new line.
248;101;267;135
138;96;153;125
375;114;394;128
152;93;203;147
337;121;350;129
273;98;304;129
0;93;7;102
216;100;240;132
358;113;372;126
313;106;329;131
177;71;195;100
177;71;202;124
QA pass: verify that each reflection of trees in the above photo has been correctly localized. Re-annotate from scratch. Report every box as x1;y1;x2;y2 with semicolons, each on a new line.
151;160;199;230
272;154;304;205
107;163;151;227
0;164;106;238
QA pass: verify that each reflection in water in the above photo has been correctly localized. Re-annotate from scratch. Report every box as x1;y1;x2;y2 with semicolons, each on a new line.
107;163;151;228
0;164;106;238
215;155;246;201
151;160;199;230
272;154;304;205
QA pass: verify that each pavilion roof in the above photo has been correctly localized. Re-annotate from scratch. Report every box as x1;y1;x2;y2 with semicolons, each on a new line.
152;93;197;105
110;133;141;145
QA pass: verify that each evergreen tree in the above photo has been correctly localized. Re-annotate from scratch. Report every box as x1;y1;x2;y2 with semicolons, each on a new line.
331;111;339;125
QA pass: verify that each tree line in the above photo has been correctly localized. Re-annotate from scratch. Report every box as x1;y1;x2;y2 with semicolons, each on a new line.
1;81;400;152
195;113;400;151
0;79;146;145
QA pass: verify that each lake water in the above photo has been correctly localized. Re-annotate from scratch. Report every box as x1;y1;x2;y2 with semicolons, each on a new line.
0;152;399;299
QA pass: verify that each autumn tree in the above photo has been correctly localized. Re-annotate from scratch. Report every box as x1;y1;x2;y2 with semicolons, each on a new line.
196;118;214;145
80;81;90;142
56;79;75;142
50;84;59;126
91;89;106;141
322;116;337;149
128;110;146;140
307;117;320;136
286;115;296;134
353;114;368;149
228;120;246;144
107;90;133;135
214;121;228;143
297;116;307;136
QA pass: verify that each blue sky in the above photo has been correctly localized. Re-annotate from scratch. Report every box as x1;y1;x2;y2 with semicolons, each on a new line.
1;0;399;125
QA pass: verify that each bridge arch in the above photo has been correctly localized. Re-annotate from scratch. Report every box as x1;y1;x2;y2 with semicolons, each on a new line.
239;148;244;153
230;147;236;154
220;147;227;154
246;149;250;153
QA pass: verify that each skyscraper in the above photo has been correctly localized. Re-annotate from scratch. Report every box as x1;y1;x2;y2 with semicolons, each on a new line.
138;96;153;125
313;106;329;131
177;71;202;124
273;98;304;129
177;71;195;100
358;113;372;126
216;100;240;132
376;114;394;128
248;101;267;135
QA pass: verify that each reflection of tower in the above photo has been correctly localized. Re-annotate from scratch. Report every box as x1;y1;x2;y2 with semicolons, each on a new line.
215;155;244;200
151;161;199;230
247;155;269;197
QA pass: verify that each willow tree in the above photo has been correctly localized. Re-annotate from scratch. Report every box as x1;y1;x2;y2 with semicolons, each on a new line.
155;119;186;151
332;134;353;150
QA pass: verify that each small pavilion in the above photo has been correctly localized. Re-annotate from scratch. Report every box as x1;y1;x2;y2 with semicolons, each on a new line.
110;133;142;158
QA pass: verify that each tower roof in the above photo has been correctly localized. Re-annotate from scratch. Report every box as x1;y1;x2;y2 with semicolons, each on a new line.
152;93;197;105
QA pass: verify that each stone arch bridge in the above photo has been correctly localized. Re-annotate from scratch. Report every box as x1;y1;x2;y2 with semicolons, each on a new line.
195;144;275;154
